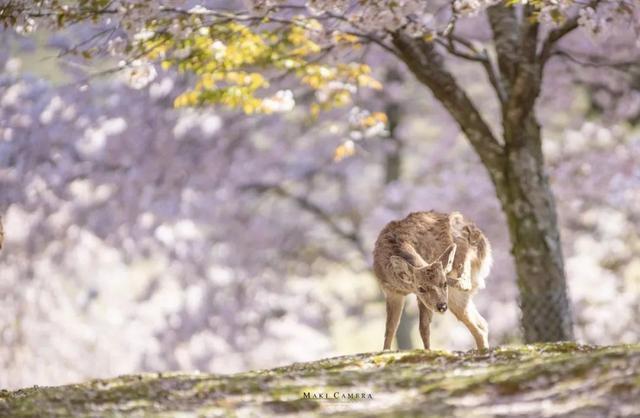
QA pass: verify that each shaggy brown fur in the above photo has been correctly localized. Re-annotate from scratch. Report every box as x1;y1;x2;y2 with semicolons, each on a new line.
373;211;492;350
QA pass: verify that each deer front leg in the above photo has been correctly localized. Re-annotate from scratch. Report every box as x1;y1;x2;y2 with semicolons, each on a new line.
383;292;405;350
418;297;433;349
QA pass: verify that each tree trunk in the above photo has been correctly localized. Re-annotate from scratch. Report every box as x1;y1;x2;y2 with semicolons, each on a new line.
395;311;414;349
382;95;415;350
391;29;575;343
496;115;574;342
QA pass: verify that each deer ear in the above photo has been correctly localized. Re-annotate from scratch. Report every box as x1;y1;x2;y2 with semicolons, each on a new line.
439;243;457;274
389;255;415;283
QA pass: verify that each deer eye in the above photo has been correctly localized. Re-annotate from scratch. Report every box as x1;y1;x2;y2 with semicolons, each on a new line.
418;286;427;293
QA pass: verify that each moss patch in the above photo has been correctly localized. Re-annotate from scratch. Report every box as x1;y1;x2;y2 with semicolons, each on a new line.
1;343;639;417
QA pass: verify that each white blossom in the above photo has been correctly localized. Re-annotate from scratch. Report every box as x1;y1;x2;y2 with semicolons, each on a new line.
188;5;212;14
15;17;36;34
4;58;21;75
133;29;155;42
348;107;388;139
306;0;349;15
210;40;227;60
262;90;295;113
315;81;356;103
122;60;157;90
578;7;608;37
453;0;500;17
244;0;286;16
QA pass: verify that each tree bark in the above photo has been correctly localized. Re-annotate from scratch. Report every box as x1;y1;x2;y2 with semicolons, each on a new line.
498;114;575;342
382;93;414;349
488;4;574;342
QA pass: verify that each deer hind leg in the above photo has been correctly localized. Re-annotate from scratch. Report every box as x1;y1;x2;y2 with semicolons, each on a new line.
466;301;489;349
417;297;433;350
458;256;473;290
449;290;489;350
383;292;405;350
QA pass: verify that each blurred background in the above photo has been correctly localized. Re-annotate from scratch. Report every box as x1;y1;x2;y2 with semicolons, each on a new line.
1;12;640;390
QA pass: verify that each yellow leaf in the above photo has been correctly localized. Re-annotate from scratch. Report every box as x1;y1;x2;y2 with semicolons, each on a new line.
332;90;352;107
334;140;355;162
357;74;383;90
423;33;435;42
372;112;388;123
333;32;360;44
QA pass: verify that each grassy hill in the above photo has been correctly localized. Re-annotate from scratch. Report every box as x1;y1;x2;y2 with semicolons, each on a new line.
2;342;639;417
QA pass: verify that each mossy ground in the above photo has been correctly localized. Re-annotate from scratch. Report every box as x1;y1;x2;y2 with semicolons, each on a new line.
2;342;640;417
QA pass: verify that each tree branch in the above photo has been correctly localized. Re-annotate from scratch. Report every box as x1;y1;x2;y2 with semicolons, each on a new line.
503;4;541;131
486;4;520;89
539;17;580;64
552;49;639;70
436;32;507;104
539;0;602;64
435;38;487;63
487;3;542;138
241;183;367;258
391;32;504;173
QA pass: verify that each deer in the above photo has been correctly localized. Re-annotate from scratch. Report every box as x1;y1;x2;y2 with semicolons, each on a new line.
373;211;492;351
